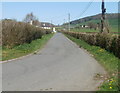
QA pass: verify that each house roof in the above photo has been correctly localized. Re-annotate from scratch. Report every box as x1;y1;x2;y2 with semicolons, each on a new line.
41;22;54;27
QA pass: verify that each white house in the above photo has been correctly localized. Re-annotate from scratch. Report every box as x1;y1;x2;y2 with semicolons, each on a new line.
41;23;51;29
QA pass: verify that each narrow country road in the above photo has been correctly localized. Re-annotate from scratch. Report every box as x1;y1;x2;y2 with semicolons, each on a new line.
2;33;106;91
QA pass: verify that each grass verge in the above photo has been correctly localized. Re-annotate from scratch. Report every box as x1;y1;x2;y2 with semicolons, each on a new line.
71;28;99;32
2;33;54;61
65;34;119;91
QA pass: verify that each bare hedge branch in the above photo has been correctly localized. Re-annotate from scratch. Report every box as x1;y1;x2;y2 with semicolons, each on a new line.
2;19;52;48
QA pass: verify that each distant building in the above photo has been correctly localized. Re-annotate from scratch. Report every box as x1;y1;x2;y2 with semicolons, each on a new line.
41;22;54;30
30;20;33;25
82;25;89;28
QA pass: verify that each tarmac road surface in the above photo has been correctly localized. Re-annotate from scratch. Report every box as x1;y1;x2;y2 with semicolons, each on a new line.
2;33;106;91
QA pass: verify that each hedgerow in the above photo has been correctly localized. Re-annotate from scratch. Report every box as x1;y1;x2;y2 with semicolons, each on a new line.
2;19;52;48
62;31;120;58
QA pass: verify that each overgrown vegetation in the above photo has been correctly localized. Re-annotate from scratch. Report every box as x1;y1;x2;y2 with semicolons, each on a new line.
2;34;53;61
65;34;119;91
2;19;52;48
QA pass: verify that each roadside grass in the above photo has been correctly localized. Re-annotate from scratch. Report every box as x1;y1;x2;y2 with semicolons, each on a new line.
71;28;99;32
70;26;118;33
65;34;119;91
0;46;2;61
2;34;54;61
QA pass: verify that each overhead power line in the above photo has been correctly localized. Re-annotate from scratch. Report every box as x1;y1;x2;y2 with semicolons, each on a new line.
41;1;94;25
74;0;94;19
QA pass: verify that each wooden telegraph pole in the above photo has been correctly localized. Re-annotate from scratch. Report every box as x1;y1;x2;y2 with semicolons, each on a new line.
101;0;106;33
51;20;53;31
68;13;70;31
63;19;65;30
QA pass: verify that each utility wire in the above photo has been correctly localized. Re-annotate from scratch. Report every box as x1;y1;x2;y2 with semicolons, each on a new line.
73;0;94;20
41;1;94;25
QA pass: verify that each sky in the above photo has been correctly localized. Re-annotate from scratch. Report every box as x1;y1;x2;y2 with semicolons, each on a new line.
2;2;118;25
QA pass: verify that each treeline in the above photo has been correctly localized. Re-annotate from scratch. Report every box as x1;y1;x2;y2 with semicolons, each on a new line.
70;13;118;25
2;19;52;48
62;31;120;58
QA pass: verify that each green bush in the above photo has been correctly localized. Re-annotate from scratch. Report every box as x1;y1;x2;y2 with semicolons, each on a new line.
62;31;120;58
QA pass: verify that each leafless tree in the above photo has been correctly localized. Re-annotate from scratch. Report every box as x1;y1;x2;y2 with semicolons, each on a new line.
23;13;37;23
23;12;41;27
33;20;41;27
88;22;97;30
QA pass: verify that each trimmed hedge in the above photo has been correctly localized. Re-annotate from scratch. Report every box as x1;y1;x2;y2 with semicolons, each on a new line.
63;31;120;58
2;19;52;48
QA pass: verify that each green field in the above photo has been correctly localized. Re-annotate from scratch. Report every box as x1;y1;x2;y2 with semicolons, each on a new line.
71;28;99;32
69;18;118;33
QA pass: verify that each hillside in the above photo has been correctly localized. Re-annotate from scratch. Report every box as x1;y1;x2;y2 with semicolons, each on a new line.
63;13;118;32
70;13;118;25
